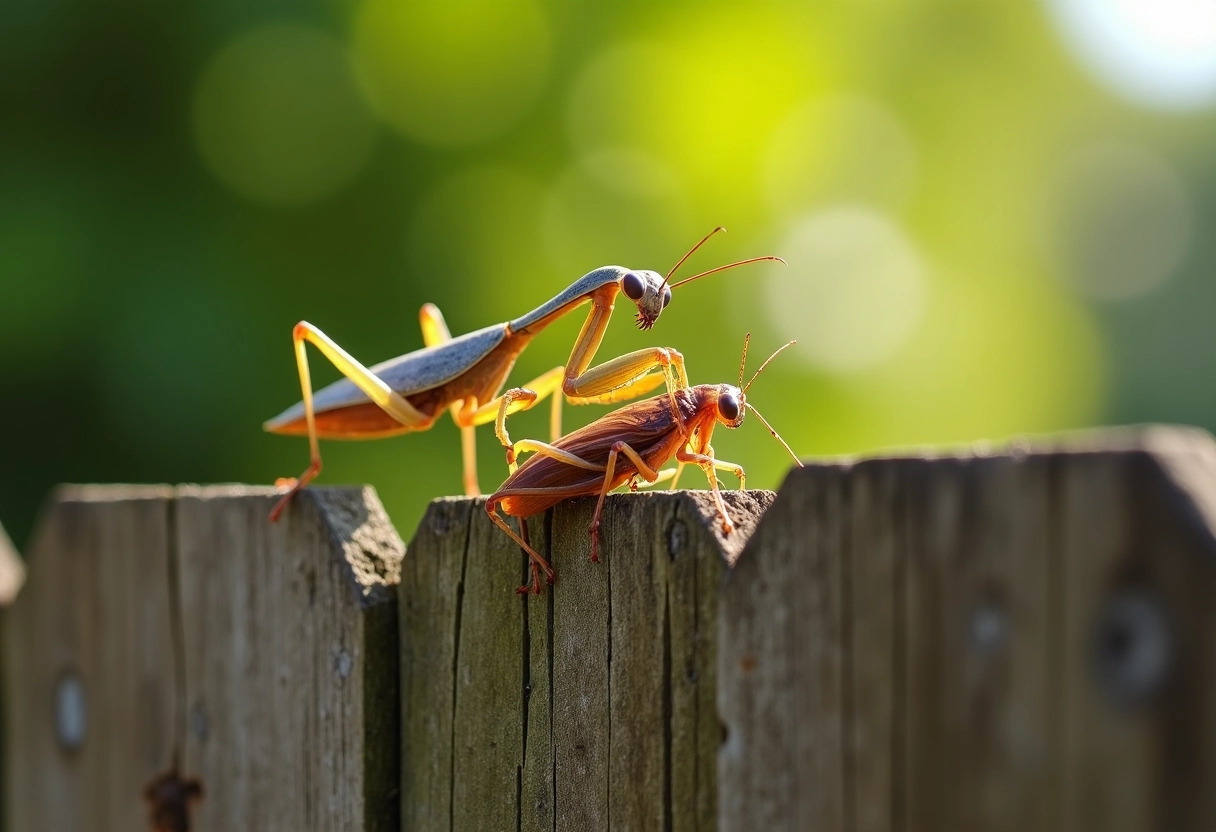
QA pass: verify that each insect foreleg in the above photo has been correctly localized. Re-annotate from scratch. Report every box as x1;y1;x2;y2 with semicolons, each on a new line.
695;444;747;490
564;346;686;410
560;286;688;415
562;284;616;380
564;361;668;405
496;362;676;466
629;467;678;490
675;445;744;535
468;366;566;454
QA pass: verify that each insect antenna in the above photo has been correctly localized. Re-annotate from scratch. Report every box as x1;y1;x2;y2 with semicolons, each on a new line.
666;226;719;290
743;339;797;394
745;402;803;468
662;226;726;289
669;255;786;290
737;332;751;388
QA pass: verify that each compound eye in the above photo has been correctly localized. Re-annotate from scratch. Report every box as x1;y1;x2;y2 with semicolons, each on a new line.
662;286;672;308
622;271;645;301
717;391;740;421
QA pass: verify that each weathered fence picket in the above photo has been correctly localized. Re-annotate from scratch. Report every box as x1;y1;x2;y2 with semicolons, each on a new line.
719;426;1216;831
4;426;1216;831
399;490;772;832
2;486;402;831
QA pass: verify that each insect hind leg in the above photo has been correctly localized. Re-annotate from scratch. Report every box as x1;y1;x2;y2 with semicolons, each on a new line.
420;303;481;497
270;321;432;522
486;500;555;594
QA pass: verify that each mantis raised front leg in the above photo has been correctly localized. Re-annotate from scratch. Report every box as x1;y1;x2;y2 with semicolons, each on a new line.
494;284;690;458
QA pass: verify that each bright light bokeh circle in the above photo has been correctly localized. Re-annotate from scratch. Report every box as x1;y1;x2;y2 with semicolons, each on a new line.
192;24;377;206
352;0;550;146
864;269;1106;443
1046;0;1216;110
765;207;926;374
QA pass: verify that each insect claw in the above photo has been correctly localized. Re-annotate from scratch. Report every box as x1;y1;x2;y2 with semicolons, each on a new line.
518;564;538;595
269;459;322;522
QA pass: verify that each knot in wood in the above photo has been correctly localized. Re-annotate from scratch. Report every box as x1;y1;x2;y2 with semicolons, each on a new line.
667;518;688;560
144;770;203;832
1093;591;1174;710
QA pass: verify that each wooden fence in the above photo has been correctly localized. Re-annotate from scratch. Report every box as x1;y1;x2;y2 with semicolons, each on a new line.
4;425;1216;830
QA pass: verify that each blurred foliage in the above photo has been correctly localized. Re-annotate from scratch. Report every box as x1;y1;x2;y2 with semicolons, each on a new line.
3;0;1216;549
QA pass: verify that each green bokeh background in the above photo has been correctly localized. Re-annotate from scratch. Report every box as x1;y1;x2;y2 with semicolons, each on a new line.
3;0;1215;549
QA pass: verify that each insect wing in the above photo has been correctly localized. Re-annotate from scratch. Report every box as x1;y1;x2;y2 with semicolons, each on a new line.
265;323;506;428
508;391;692;493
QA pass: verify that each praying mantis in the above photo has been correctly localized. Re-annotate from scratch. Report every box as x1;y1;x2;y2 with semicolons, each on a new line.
487;335;802;595
263;227;782;521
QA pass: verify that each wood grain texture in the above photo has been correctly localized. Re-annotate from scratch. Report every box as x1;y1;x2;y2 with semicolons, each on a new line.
399;489;774;832
4;486;177;832
3;485;403;832
718;467;847;831
901;454;1057;832
719;426;1216;832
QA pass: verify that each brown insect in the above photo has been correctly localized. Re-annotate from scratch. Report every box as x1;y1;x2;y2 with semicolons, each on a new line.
486;335;802;594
